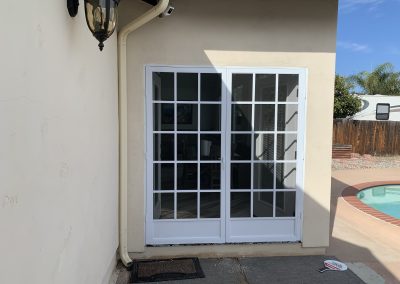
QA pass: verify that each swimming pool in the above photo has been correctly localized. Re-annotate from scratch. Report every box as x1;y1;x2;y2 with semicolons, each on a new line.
357;185;400;219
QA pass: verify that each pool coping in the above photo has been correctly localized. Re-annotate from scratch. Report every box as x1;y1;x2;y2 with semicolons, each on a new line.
342;181;400;227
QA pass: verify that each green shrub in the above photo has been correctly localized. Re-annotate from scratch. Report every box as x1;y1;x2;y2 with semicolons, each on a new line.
334;75;362;118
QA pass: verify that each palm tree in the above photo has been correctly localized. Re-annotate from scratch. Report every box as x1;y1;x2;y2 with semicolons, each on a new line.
349;63;400;96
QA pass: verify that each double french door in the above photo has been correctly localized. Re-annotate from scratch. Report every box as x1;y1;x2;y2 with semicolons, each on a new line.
145;66;306;245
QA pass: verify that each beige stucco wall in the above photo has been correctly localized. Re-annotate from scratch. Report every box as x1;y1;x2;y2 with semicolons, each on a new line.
0;2;118;284
120;0;338;252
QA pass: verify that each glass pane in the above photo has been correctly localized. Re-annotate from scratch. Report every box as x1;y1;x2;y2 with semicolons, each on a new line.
255;74;276;102
177;73;198;101
231;163;251;189
154;163;174;190
278;74;299;102
276;163;296;189
231;134;251;160
231;192;250;217
177;163;197;190
200;134;221;160
200;163;220;189
177;193;197;219
153;134;174;161
177;104;198;131
254;105;275;131
276;191;296;217
177;134;198;161
254;134;274;161
277;134;297;160
201;105;221;131
153;103;174;131
253;163;274;189
200;193;220;218
232;104;252;131
232;74;253;101
253;192;273;217
277;104;298;131
201;73;222;101
153;72;174;101
153;193;174;219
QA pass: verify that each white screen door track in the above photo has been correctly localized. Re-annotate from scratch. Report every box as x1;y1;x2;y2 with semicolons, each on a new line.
145;66;306;245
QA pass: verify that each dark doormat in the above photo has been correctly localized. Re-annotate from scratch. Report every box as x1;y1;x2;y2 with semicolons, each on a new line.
130;257;205;283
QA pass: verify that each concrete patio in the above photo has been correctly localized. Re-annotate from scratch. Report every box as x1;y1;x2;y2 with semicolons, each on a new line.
328;168;400;284
116;256;364;284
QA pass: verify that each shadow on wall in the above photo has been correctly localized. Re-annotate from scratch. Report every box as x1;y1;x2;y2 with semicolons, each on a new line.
119;0;338;54
327;177;399;283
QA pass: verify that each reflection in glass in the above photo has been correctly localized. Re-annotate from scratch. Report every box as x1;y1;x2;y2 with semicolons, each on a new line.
231;163;251;189
253;163;274;189
254;134;274;160
276;191;296;217
201;73;222;101
231;192;250;217
278;74;299;102
153;72;174;101
177;193;197;219
277;134;297;160
277;104;298;131
154;163;174;190
232;74;253;101
276;163;296;189
201;105;221;131
253;192;273;217
231;134;251;160
177;73;198;101
153;103;174;131
177;104;198;131
200;193;220;218
177;163;198;190
232;104;252;131
153;134;174;161
255;74;276;101
200;135;221;160
254;105;275;131
177;134;198;161
153;193;174;219
200;164;220;189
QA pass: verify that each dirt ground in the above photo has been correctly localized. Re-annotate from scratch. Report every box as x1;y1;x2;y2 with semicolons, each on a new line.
332;154;400;170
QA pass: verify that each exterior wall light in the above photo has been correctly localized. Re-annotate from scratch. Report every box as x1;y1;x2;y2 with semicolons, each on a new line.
67;0;119;51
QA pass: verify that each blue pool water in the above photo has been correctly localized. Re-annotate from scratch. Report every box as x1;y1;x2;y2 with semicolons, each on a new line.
357;185;400;219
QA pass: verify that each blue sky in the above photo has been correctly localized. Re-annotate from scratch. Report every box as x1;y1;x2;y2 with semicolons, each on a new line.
336;0;400;76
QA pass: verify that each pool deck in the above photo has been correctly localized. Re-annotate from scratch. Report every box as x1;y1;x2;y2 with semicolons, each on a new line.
329;168;400;284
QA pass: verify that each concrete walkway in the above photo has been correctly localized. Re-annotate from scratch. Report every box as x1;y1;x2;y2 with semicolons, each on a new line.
116;256;364;284
329;168;400;284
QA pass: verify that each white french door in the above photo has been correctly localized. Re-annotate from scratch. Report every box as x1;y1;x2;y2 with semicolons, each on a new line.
145;66;306;245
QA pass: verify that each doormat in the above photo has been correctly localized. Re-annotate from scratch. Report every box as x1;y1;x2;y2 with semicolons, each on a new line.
130;258;205;283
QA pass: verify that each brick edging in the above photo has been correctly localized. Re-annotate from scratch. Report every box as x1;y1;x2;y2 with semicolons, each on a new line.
341;181;400;227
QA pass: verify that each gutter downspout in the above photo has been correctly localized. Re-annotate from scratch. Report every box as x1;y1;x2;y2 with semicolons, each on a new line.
118;0;170;267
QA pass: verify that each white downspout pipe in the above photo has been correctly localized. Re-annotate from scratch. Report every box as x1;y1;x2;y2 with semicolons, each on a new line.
118;0;170;267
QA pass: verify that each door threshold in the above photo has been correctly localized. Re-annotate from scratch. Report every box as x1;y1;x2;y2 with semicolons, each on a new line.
129;243;326;259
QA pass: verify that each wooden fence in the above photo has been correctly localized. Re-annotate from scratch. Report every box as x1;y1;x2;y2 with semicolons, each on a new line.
333;119;400;156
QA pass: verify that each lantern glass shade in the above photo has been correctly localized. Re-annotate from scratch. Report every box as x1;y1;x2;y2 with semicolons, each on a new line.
84;0;118;50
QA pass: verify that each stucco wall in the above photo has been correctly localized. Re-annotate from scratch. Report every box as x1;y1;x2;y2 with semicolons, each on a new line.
120;0;338;252
0;2;118;284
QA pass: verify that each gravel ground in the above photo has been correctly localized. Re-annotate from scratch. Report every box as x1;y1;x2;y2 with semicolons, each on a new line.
332;154;400;170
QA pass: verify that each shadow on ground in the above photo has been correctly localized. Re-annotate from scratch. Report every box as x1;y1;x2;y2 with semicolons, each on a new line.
116;173;399;284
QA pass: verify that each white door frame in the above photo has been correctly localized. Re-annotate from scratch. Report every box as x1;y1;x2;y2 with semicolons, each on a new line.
144;65;307;245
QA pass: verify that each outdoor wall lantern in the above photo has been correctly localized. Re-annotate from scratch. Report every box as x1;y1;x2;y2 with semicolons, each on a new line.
67;0;119;51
